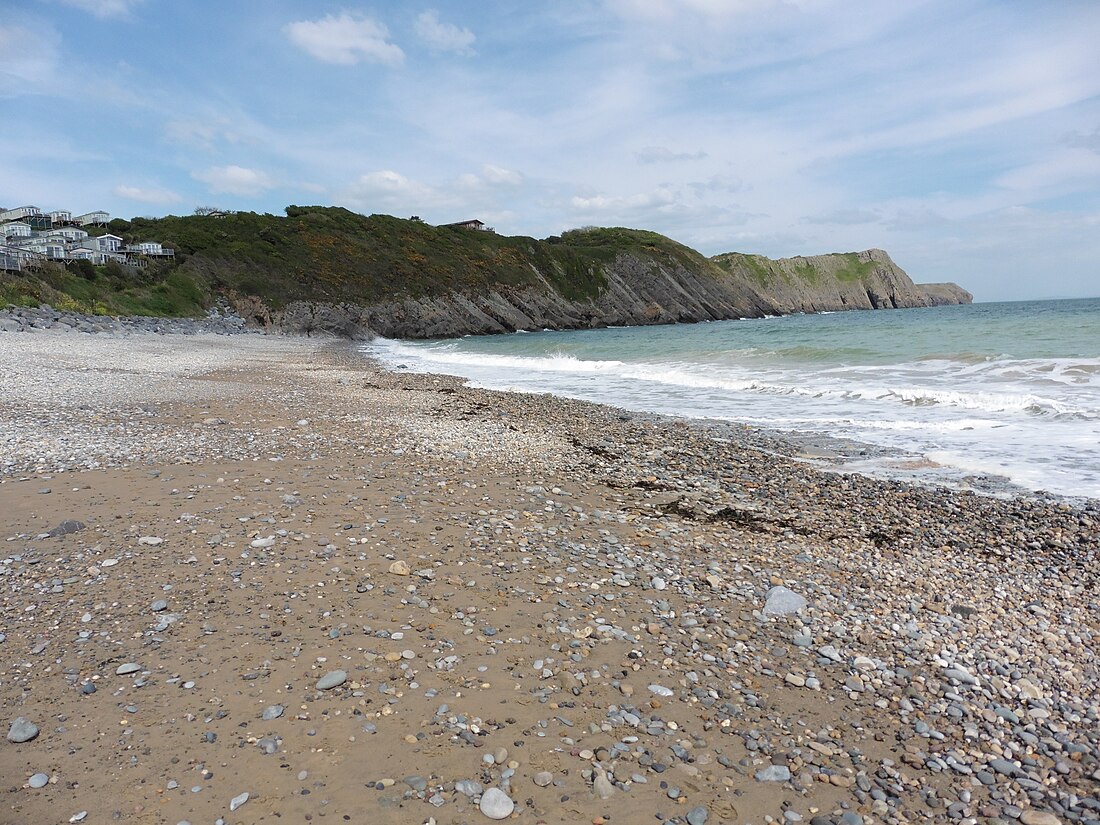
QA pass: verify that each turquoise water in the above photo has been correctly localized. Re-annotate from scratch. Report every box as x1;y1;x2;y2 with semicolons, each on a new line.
369;299;1100;500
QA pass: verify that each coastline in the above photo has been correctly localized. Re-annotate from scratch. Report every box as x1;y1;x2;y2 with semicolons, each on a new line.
1;327;1097;825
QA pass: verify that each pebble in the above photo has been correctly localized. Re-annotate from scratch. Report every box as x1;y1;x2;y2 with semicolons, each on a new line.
478;787;514;820
229;791;249;811
455;779;482;797
47;519;85;537
28;773;49;788
593;769;615;799
388;560;411;576
755;765;792;782
316;670;347;690
7;718;39;743
762;586;807;616
1020;813;1062;825
115;662;142;675
533;771;553;787
262;704;284;721
687;806;710;825
151;599;168;612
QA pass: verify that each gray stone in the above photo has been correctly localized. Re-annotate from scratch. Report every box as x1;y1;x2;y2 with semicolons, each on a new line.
687;806;710;825
151;599;168;612
593;769;615;799
115;663;141;675
763;586;807;616
990;758;1021;776
533;771;553;787
7;718;39;743
478;787;514;820
229;791;249;811
455;779;482;797
47;519;85;537
261;704;284;721
403;776;427;792
755;765;792;782
28;773;48;788
1019;812;1061;825
316;670;347;690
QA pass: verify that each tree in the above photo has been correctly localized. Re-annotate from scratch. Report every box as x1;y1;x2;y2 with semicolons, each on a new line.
194;206;224;216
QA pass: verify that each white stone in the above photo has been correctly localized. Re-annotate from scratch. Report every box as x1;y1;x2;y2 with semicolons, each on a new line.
762;586;807;616
478;787;514;820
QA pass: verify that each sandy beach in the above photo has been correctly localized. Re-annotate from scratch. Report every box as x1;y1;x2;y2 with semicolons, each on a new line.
1;328;1097;825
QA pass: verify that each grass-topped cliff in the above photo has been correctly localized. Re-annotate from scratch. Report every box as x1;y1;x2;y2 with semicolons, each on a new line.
0;206;970;338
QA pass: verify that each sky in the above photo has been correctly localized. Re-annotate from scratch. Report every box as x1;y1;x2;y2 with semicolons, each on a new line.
2;1;1099;301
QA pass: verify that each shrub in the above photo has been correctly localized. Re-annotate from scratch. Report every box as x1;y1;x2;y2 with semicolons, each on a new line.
71;259;96;280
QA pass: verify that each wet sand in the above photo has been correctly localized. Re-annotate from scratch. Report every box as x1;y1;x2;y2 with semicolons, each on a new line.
1;330;1097;825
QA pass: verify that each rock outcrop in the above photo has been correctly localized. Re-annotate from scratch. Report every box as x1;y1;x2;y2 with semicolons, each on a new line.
258;247;971;340
710;248;973;314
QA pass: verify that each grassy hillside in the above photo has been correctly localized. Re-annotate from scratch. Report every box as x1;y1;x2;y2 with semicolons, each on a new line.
2;208;755;318
712;250;881;285
4;207;651;316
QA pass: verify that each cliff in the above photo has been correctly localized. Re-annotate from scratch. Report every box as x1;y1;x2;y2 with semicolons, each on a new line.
1;207;971;339
710;248;973;313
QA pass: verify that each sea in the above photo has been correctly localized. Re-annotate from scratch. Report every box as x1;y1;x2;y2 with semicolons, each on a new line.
367;298;1100;502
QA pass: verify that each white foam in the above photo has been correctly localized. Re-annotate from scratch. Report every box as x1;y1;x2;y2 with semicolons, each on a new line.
367;325;1100;500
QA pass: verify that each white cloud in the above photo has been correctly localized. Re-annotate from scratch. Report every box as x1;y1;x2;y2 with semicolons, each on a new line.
165;118;237;151
606;0;782;22
571;186;676;212
342;170;438;213
994;150;1100;193
284;13;404;66
1065;127;1100;154
802;208;881;226
635;145;708;164
57;0;143;19
0;24;60;87
113;184;182;204
192;165;275;197
340;166;524;218
414;10;475;55
688;174;746;195
475;164;523;186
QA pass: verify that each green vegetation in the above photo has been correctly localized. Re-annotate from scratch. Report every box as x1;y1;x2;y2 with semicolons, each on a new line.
712;250;881;286
120;207;622;308
1;262;206;317
834;252;880;282
0;207;895;322
0;262;206;319
792;260;820;284
711;252;776;285
559;226;712;273
5;207;634;317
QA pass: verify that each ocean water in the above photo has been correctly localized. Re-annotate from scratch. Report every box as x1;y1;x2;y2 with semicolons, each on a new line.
367;299;1100;501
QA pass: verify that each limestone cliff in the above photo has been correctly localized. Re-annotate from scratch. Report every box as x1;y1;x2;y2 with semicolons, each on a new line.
710;248;973;314
262;245;971;340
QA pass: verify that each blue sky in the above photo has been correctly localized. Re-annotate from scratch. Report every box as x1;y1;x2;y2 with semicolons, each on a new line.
2;0;1099;300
